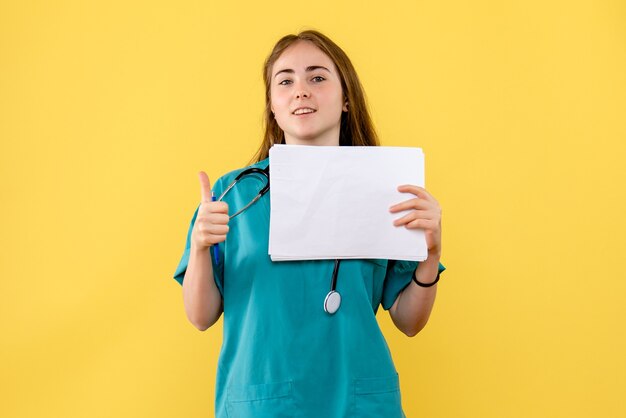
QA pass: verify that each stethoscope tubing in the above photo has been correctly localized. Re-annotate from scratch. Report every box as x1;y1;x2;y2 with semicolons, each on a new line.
219;165;342;314
218;167;270;219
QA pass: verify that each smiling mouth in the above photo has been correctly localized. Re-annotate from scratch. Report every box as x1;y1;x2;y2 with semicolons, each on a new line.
293;108;317;115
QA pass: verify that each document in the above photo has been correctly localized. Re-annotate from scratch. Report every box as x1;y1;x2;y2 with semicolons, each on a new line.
268;144;428;261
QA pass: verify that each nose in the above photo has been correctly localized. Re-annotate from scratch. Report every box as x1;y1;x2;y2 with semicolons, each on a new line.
294;80;310;99
295;89;310;99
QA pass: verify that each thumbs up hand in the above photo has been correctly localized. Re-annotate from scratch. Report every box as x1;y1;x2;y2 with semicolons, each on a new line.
191;171;230;251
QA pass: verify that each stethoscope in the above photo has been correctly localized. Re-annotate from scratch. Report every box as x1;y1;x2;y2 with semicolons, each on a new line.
218;165;343;315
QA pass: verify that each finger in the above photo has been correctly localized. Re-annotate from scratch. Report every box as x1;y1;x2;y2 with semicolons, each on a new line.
389;198;432;213
210;234;227;243
393;210;433;226
195;218;229;234
213;201;229;214
199;201;229;216
207;212;230;225
397;185;435;202
207;224;229;235
199;171;212;203
405;218;439;230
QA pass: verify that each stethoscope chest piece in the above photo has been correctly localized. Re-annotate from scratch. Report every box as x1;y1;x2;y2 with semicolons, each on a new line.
324;290;341;315
323;259;342;315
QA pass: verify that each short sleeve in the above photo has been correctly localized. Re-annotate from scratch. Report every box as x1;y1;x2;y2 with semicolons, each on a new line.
381;260;446;310
172;180;225;298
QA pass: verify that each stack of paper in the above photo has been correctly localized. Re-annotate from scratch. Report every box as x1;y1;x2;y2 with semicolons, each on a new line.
268;144;428;261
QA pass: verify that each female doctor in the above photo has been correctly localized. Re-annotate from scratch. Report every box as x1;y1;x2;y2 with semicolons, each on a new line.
174;30;446;418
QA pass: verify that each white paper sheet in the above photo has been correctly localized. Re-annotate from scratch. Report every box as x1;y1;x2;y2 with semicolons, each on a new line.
268;145;428;261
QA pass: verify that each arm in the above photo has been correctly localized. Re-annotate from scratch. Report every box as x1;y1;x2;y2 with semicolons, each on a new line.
389;251;440;337
388;185;443;337
182;244;223;331
182;171;228;331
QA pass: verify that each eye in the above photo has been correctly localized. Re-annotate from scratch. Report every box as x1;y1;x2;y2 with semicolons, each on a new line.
312;76;325;82
278;79;292;85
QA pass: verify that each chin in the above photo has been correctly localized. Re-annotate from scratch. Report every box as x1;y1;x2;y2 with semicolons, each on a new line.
283;125;338;145
286;132;322;143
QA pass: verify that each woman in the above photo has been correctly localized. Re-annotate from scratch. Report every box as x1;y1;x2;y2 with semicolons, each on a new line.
174;30;445;418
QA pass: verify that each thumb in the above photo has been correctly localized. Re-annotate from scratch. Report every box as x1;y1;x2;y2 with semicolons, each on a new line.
198;171;212;202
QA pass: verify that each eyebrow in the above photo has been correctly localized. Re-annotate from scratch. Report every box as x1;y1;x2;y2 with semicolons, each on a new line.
273;65;331;79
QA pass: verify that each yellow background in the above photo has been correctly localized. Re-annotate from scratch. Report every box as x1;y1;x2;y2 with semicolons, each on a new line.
1;1;625;417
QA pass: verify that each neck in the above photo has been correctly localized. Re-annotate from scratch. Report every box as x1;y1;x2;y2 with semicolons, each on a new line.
284;128;340;146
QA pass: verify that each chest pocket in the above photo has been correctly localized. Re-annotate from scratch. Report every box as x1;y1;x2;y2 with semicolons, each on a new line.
226;380;295;418
352;373;404;418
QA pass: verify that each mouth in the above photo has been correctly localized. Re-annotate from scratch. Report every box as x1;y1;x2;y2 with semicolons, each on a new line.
292;107;317;116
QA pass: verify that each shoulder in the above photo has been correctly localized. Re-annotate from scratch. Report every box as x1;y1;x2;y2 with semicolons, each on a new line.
214;158;269;191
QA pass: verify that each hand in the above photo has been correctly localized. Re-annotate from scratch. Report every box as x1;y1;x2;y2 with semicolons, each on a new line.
191;172;230;251
389;185;442;254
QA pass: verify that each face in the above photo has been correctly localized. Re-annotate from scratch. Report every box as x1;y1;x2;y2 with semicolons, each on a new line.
270;40;348;146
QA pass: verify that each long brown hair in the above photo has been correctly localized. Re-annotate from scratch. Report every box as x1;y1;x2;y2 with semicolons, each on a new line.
250;30;379;163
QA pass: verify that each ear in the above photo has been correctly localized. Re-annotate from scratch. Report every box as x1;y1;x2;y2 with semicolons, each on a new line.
342;101;349;112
